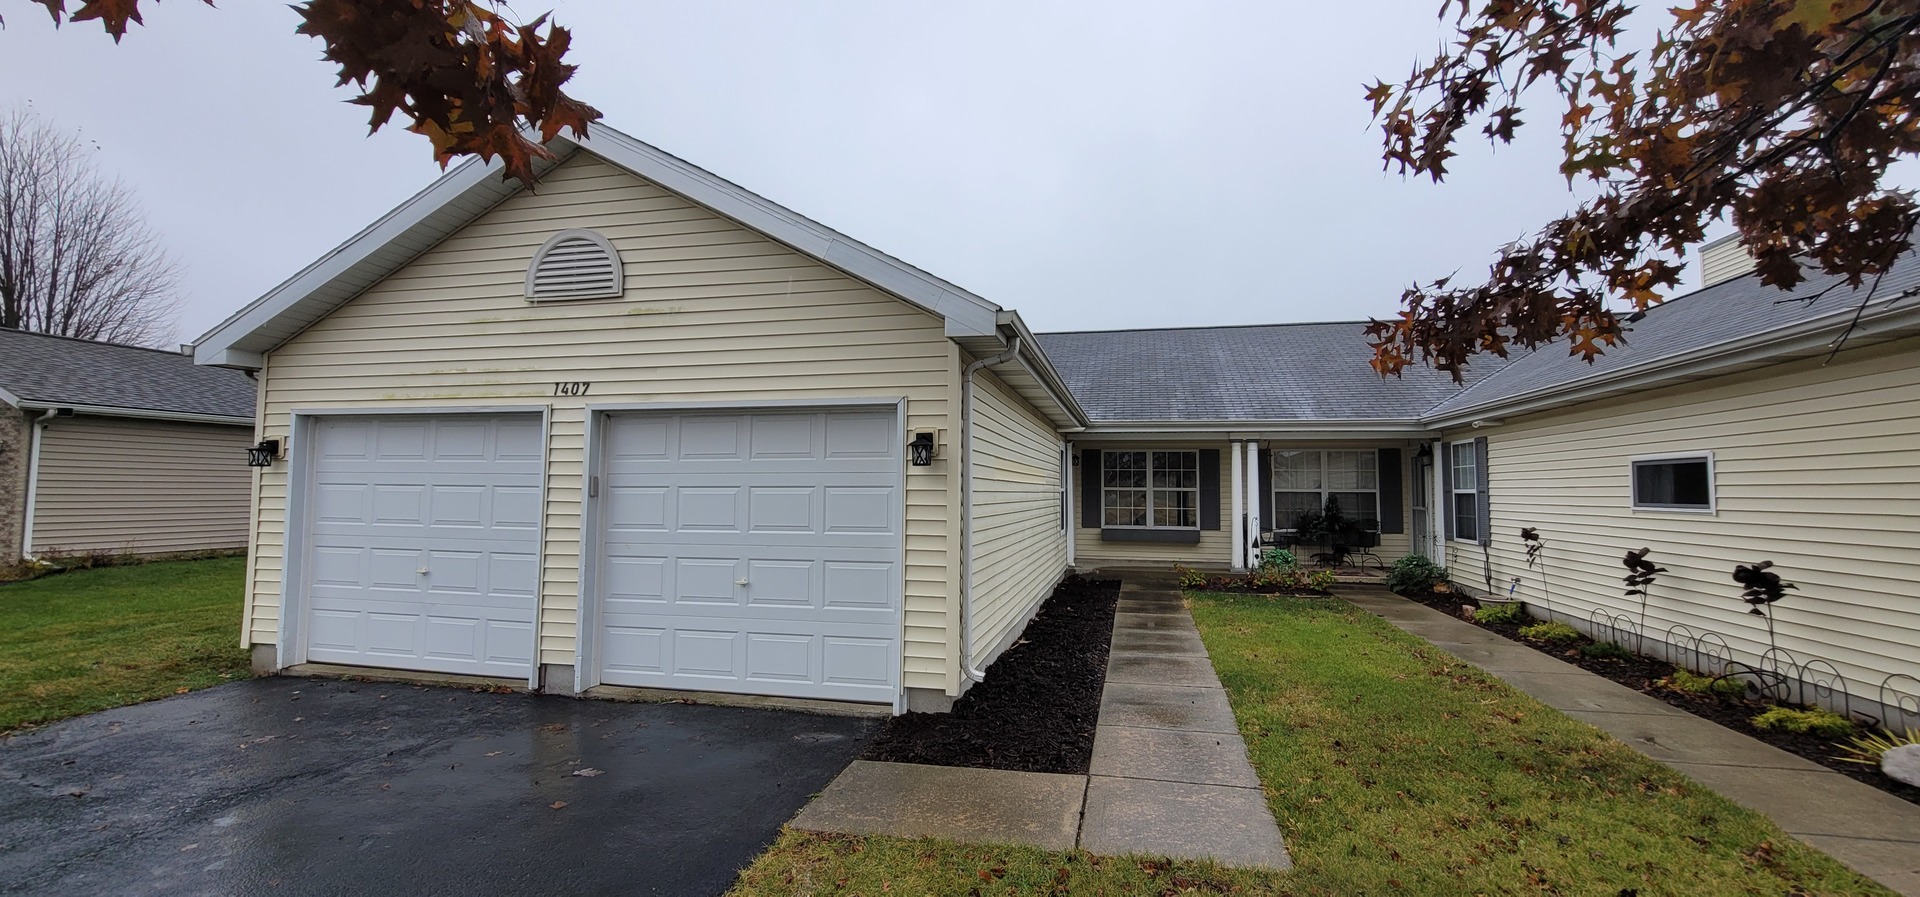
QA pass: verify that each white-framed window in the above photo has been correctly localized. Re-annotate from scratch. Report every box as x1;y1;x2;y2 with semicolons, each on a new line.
1632;452;1715;512
1102;450;1199;529
1272;449;1379;529
1450;439;1479;543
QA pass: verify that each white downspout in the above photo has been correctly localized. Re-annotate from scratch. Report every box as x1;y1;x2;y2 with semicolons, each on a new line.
959;335;1022;683
1063;440;1076;570
19;408;60;560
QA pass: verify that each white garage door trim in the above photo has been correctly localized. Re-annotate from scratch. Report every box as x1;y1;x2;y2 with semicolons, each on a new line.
280;406;550;688
576;398;907;711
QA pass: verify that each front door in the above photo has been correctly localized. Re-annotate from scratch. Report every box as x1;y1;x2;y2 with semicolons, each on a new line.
1410;451;1433;559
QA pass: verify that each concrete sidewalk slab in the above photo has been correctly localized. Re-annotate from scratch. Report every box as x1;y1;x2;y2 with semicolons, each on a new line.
1090;725;1261;788
1501;671;1695;717
1098;682;1241;734
1080;777;1291;870
1110;628;1209;656
1564;710;1830;771
1424;641;1587;675
790;761;1086;851
1104;653;1223;687
1115;611;1200;633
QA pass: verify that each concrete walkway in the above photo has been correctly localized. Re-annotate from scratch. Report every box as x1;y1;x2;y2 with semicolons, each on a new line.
793;580;1290;869
1339;585;1920;896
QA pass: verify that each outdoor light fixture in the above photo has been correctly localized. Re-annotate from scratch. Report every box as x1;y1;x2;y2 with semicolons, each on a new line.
247;439;280;468
909;432;936;466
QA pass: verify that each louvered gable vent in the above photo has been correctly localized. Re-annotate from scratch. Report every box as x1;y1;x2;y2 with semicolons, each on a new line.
525;229;624;301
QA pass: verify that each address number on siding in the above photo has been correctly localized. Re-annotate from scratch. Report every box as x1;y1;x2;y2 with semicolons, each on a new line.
554;381;592;397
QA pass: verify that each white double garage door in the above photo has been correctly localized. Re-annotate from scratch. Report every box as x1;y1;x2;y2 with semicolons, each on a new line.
300;407;901;703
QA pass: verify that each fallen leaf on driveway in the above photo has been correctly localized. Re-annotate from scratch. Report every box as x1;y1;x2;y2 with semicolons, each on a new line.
571;768;603;778
549;801;568;810
485;751;503;757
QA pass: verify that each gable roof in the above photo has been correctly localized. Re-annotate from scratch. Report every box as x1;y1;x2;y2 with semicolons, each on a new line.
192;125;1003;370
0;329;255;423
1423;249;1920;426
1037;321;1512;428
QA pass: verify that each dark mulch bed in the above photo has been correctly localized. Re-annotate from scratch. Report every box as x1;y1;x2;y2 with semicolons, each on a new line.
861;576;1119;775
1403;587;1920;806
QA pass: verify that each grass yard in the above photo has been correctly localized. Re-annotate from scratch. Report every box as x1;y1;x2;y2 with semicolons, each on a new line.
728;591;1888;896
0;556;250;733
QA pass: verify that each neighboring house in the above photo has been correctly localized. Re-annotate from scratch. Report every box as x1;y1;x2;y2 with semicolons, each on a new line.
191;124;1919;719
0;329;259;565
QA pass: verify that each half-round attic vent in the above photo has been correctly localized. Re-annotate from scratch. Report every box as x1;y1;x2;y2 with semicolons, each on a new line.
525;229;624;301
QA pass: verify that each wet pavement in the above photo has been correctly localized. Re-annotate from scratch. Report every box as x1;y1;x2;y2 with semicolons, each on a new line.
0;678;877;897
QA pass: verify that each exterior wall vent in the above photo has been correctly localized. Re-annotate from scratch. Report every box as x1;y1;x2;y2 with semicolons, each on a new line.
1698;233;1757;288
526;229;624;301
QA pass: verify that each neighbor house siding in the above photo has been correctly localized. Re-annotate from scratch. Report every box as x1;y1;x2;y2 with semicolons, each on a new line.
248;153;959;692
967;367;1068;667
29;416;252;557
1443;335;1920;693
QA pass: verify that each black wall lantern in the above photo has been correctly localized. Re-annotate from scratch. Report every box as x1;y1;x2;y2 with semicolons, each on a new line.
909;432;935;466
247;439;280;468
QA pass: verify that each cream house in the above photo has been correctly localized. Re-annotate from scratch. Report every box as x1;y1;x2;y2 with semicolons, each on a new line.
194;126;1920;716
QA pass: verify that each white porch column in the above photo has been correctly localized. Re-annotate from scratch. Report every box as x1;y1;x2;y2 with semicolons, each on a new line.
1230;440;1246;572
1064;441;1076;568
1245;439;1262;558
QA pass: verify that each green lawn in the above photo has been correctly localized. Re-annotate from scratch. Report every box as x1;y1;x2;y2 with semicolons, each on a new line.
0;556;250;733
728;591;1887;896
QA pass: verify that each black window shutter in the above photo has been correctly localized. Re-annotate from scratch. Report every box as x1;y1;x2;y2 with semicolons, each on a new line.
1377;448;1404;534
1199;449;1221;530
1442;442;1456;541
1474;436;1491;546
1257;448;1274;530
1080;449;1102;529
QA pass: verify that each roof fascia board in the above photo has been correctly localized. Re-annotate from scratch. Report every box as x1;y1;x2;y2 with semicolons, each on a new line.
1080;419;1431;435
192;154;513;368
563;129;1003;338
995;311;1091;428
0;384;19;408
1423;293;1920;428
18;400;253;426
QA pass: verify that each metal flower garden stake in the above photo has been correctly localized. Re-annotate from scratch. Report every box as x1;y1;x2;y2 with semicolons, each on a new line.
1520;527;1553;621
1733;560;1797;659
1622;548;1665;649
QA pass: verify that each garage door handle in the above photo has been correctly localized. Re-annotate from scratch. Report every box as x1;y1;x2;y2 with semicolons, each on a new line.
735;579;749;586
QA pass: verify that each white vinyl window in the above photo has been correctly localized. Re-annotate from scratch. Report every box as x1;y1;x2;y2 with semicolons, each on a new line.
1632;453;1715;512
1272;449;1379;529
1102;450;1199;529
1450;440;1479;543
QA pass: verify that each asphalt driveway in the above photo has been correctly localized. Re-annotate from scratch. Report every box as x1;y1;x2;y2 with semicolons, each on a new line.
0;677;878;896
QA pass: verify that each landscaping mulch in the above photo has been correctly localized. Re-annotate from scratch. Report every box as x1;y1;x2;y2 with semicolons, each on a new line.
1401;587;1920;806
860;576;1119;775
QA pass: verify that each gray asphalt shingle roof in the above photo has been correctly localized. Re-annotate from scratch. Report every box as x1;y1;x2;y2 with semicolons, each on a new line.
1426;249;1920;419
0;329;256;420
1035;321;1514;422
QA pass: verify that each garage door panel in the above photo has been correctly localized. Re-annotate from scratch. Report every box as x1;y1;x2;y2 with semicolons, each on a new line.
302;414;540;679
597;409;900;702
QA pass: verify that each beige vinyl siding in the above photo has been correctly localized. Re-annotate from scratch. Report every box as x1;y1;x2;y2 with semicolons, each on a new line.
30;416;252;556
250;153;959;692
1074;442;1232;569
1445;336;1920;692
968;368;1068;666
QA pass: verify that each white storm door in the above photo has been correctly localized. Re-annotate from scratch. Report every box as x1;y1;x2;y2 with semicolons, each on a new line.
303;414;543;678
597;408;902;703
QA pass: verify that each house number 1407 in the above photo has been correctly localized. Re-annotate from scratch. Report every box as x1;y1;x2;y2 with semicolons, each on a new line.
554;381;592;397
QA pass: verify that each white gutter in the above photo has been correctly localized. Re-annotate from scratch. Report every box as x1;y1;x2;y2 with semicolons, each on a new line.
19;407;66;560
958;334;1023;683
17;401;251;427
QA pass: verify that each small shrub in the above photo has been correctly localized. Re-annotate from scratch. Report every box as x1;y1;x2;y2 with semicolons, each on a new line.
1667;669;1749;697
1306;569;1339;592
1518;621;1582;643
1581;641;1633;660
1257;548;1298;574
1385;554;1447;594
1472;602;1526;625
1752;706;1856;738
1836;727;1920;767
1174;565;1208;590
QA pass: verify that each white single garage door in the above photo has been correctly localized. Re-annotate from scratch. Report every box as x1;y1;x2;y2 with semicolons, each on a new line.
303;414;543;679
597;408;901;703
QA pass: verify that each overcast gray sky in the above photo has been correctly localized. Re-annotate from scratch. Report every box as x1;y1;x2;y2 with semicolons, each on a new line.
3;1;1731;346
